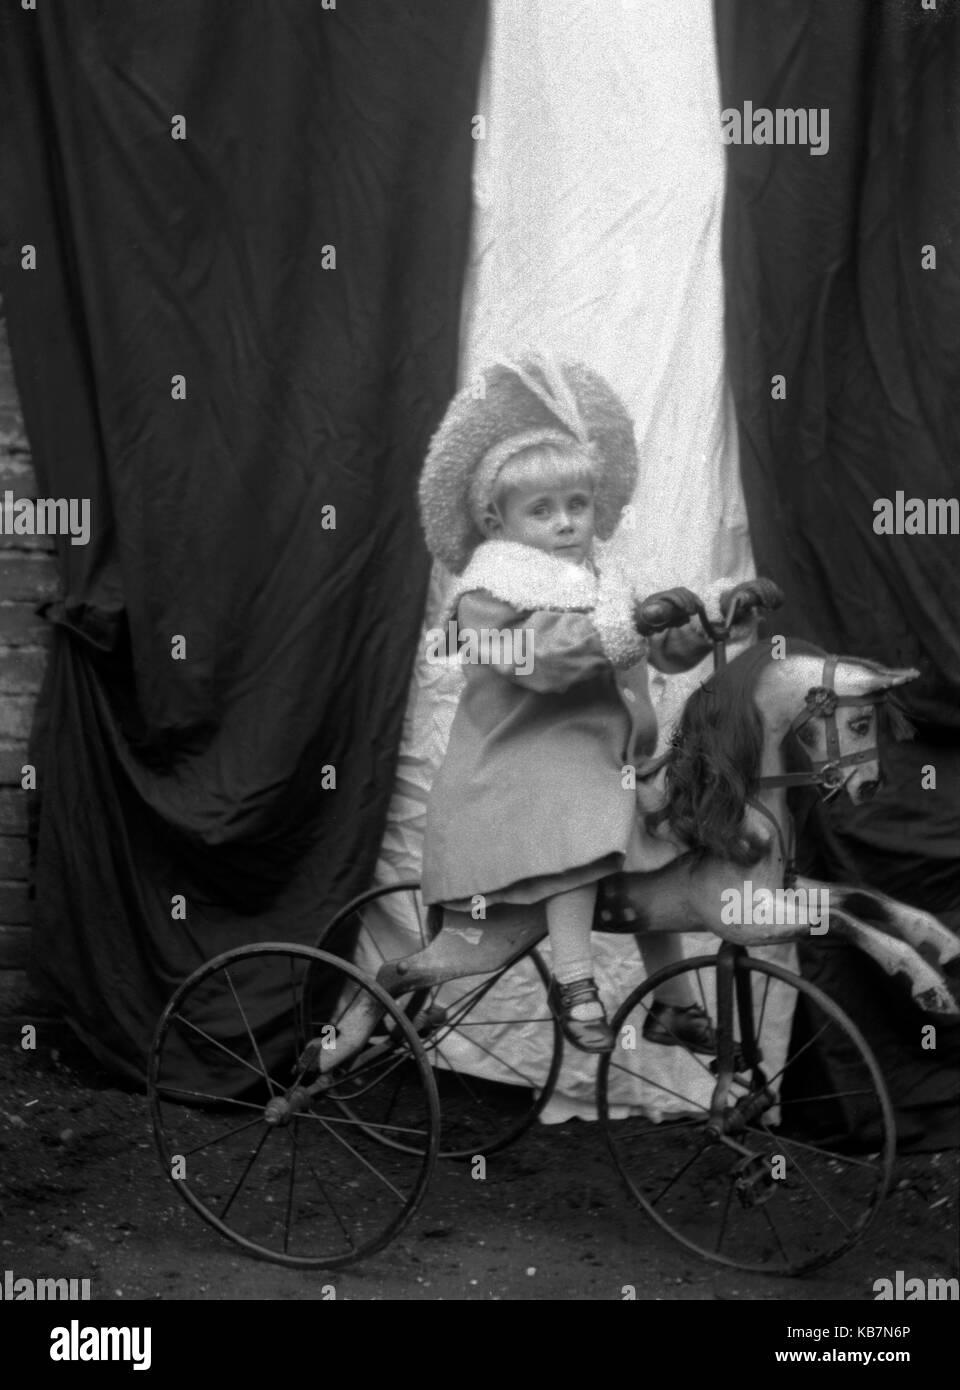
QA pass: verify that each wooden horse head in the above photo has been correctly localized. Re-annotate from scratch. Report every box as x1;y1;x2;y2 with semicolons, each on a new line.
755;645;919;805
653;639;919;866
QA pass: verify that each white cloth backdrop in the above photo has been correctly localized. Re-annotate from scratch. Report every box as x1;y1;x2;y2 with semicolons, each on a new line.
363;0;797;1120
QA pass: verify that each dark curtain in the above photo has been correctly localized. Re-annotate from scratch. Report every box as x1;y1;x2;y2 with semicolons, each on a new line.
716;0;960;1143
792;741;960;1151
715;0;960;728
0;0;486;1080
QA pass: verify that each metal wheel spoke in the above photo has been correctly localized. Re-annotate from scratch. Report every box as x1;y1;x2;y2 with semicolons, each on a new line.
284;1124;298;1254
223;967;279;1097
327;1046;415;1099
751;1120;855;1233
358;919;391;968
431;974;511;1031
430;1038;491;1107
783;1155;853;1235
314;1115;408;1203
178;1115;265;1159
301;1144;356;1252
433;1022;542;1089
777;1088;881;1108
626;999;718;1084
607;1057;711;1115
744;1121;883;1173
155;1085;266;1112
220;1126;273;1221
647;1138;715;1209
375;1065;409;1132
756;1020;833;1094
607;1115;705;1138
296;1109;431;1139
172;1012;284;1091
759;1201;792;1264
714;1176;735;1253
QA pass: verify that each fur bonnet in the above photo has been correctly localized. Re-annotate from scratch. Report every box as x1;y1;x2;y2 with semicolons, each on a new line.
419;355;639;574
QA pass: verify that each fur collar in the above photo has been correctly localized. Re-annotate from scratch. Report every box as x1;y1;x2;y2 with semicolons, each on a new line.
444;540;613;618
440;540;649;671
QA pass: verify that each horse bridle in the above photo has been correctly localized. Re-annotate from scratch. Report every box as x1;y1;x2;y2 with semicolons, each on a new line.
694;594;885;799
748;655;887;886
758;654;886;799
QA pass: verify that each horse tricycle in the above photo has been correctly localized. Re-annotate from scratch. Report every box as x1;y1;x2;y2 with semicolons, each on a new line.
149;581;958;1275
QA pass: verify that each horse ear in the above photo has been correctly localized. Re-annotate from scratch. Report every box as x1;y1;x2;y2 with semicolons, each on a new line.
833;659;921;698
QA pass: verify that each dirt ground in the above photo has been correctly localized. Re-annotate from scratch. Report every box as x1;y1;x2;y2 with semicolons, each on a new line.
1;1033;957;1304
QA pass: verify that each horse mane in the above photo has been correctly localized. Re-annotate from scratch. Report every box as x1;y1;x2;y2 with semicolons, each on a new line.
878;694;915;743
647;637;828;867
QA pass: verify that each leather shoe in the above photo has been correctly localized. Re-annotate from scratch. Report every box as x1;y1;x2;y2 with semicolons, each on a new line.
548;977;615;1053
642;1000;717;1054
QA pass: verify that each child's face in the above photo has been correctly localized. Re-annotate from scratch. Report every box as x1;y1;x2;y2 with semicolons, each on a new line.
488;478;596;563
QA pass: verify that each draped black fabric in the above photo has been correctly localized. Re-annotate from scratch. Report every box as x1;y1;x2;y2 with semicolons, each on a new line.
715;0;960;894
715;0;960;728
716;0;960;1144
0;0;486;1079
792;738;960;1150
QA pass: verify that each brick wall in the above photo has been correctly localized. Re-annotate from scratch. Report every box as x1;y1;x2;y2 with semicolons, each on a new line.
0;299;58;1034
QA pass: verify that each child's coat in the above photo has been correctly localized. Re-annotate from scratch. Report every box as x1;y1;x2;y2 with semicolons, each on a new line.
421;540;697;909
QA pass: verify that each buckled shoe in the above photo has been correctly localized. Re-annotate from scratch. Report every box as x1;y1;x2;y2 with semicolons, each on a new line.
642;1000;717;1055
548;977;615;1053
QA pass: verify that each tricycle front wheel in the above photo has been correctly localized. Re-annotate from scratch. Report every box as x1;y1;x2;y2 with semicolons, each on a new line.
597;952;896;1275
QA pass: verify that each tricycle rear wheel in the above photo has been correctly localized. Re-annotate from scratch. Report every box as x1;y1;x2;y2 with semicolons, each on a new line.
315;882;563;1158
150;944;440;1269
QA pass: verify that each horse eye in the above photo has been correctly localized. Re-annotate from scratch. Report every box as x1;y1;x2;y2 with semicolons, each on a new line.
850;718;871;736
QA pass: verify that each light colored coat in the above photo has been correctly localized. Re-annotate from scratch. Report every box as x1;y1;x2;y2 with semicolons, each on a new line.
421;541;710;909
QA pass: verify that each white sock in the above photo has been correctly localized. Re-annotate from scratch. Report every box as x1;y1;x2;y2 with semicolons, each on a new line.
553;959;603;1020
546;886;602;1021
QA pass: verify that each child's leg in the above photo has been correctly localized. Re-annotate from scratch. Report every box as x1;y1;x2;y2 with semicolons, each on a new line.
545;883;601;1020
637;933;716;1053
637;934;697;1006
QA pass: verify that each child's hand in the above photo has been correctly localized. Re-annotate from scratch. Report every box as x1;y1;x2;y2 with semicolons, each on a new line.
714;578;784;640
640;589;712;673
634;587;700;636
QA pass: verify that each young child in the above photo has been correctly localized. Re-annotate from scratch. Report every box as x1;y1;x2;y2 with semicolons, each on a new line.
418;356;749;1052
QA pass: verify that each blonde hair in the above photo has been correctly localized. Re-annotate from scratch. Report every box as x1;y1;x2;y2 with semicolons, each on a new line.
490;442;596;514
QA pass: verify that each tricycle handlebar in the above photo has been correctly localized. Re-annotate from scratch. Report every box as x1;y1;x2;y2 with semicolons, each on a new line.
635;578;784;641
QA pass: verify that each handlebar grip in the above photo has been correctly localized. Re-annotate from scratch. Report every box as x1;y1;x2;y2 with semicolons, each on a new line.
636;587;700;635
720;578;785;624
